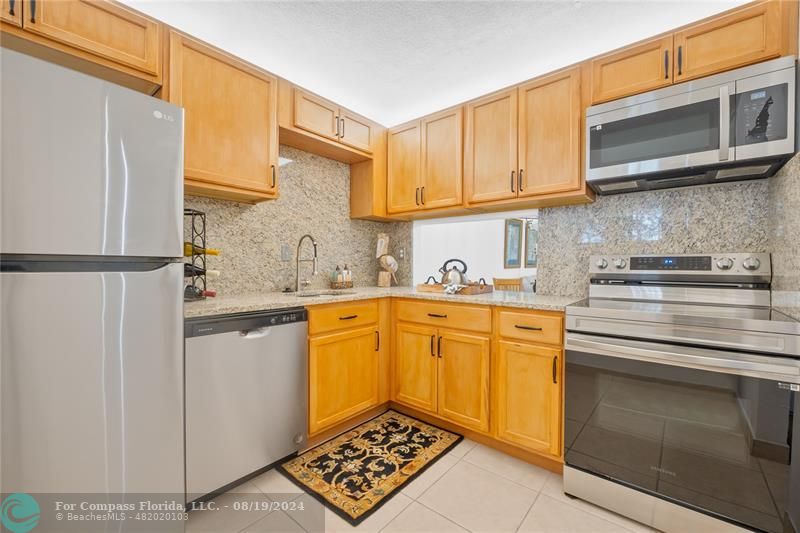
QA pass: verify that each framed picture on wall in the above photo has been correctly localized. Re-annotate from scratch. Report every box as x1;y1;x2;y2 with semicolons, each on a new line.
504;218;523;268
525;219;538;268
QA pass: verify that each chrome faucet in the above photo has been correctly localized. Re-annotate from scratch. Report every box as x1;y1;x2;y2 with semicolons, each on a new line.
295;234;318;292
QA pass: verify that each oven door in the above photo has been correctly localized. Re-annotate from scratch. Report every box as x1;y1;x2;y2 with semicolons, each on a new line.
586;82;734;183
565;332;800;533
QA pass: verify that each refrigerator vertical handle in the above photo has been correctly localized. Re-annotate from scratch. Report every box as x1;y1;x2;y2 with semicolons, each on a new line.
719;85;730;162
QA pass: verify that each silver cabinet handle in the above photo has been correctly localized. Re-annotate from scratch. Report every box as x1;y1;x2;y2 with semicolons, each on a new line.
719;85;730;162
510;170;516;193
335;115;340;137
340;118;345;138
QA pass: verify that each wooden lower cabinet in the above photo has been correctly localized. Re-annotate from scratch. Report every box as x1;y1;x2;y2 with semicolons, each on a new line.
438;331;490;432
495;341;561;457
309;325;380;435
394;320;491;433
394;322;438;413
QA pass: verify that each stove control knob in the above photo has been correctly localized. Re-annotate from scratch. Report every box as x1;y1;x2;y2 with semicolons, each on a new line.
716;257;734;270
743;257;761;271
596;258;609;270
613;258;627;269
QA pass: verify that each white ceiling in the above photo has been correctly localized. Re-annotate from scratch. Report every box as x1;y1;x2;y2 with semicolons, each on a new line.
123;0;748;126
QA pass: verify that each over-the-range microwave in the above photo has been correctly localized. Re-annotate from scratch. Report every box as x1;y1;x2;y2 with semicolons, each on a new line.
586;56;796;194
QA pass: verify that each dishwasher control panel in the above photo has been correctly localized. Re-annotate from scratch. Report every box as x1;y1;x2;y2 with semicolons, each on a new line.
185;307;308;337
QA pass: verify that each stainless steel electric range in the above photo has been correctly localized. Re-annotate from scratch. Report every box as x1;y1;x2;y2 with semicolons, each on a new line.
564;253;800;533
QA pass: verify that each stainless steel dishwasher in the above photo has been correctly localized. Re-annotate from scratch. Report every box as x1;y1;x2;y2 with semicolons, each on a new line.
184;308;308;501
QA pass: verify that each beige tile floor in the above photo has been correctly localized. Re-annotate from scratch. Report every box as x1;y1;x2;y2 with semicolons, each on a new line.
187;439;659;533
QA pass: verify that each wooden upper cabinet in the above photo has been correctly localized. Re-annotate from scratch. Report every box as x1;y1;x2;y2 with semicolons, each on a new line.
168;32;279;202
387;121;421;214
495;341;561;457
590;35;673;104
674;0;781;82
518;67;581;196
339;109;373;153
394;322;438;413
309;325;380;434
21;0;161;77
1;0;22;27
421;107;463;209
465;88;518;204
437;331;490;432
293;88;339;142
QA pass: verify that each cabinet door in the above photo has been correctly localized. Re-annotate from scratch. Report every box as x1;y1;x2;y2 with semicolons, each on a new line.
387;121;422;214
437;331;490;432
1;0;22;27
169;32;278;197
339;109;373;153
495;341;561;457
421;107;463;210
518;67;581;197
464;89;518;204
674;1;781;82
590;35;673;104
309;326;379;434
394;322;438;413
293;88;340;142
22;0;160;77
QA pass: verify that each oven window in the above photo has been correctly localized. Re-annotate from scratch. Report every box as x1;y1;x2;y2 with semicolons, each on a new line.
565;350;797;533
589;99;720;168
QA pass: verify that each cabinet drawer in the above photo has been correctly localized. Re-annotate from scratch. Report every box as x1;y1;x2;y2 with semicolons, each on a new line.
308;300;378;336
395;300;491;333
498;310;563;346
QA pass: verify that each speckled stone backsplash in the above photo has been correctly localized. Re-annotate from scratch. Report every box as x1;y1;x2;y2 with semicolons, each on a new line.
184;145;412;295
536;180;770;297
768;155;800;320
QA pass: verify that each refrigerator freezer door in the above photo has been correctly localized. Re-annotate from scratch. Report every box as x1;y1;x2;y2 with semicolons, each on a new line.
1;263;184;495
1;48;183;258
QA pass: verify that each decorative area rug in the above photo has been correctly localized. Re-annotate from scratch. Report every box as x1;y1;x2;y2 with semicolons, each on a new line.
279;410;462;525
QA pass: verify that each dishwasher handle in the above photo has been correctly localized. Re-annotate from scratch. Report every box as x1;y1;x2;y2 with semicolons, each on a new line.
240;327;272;339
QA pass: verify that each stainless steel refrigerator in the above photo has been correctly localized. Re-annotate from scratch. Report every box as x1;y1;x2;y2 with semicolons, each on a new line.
1;48;185;504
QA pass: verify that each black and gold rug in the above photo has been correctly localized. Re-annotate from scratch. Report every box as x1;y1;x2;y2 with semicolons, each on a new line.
279;410;462;525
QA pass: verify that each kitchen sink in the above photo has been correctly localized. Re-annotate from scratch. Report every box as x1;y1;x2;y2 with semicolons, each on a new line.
295;290;357;297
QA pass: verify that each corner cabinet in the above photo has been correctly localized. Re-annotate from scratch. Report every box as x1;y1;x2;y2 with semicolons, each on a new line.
167;31;279;203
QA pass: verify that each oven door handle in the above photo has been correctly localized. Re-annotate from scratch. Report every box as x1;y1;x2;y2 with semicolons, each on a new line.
566;333;800;383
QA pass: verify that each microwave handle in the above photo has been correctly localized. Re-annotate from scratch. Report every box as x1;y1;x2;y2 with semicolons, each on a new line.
719;85;730;161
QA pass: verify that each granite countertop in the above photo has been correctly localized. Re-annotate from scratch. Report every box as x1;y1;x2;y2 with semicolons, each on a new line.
184;286;582;319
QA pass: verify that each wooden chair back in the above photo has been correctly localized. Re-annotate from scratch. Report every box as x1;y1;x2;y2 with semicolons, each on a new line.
493;277;522;292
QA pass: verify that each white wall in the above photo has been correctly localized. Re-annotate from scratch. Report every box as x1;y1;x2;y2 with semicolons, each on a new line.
413;210;538;288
